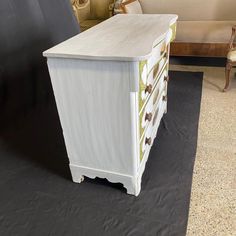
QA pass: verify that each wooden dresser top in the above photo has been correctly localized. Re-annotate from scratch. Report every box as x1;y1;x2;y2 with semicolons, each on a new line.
43;14;178;62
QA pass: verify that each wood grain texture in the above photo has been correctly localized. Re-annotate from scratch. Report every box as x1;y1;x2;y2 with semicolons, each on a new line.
47;58;138;176
170;42;235;57
43;14;178;61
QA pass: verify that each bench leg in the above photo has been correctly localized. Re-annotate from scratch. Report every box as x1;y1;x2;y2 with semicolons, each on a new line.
223;60;232;92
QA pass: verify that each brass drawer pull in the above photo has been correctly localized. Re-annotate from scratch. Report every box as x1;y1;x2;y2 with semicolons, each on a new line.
162;95;167;101
145;137;152;146
160;47;167;56
160;42;166;54
145;84;153;94
164;76;169;82
145;112;153;122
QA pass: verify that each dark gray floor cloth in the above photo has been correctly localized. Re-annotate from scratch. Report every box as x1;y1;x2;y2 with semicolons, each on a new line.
0;71;203;236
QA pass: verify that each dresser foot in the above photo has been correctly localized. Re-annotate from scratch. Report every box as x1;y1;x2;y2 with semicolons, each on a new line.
125;178;141;196
70;164;142;195
164;102;168;114
70;165;85;183
72;175;85;183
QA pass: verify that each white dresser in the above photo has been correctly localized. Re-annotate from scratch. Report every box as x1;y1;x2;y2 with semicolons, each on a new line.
43;14;178;196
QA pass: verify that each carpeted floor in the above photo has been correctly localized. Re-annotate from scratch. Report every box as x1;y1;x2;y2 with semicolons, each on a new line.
0;71;203;236
170;64;236;236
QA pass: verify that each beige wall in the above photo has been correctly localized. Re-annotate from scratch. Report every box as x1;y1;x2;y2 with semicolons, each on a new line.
176;21;235;43
139;0;236;43
80;0;236;21
139;0;236;21
76;0;236;43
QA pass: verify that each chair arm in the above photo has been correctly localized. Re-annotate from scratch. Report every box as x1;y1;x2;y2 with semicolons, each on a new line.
229;25;236;50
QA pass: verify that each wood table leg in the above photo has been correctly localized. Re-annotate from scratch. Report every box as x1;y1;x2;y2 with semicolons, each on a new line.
223;60;232;92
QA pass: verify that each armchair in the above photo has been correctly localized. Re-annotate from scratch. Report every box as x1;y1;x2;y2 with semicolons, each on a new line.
224;25;236;92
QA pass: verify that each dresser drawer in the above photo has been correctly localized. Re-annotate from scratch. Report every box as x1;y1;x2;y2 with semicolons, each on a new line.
147;39;166;71
148;27;174;71
139;89;167;162
139;66;168;138
147;53;168;88
139;55;168;112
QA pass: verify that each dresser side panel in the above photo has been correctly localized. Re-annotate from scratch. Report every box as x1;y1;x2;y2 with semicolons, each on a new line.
128;62;140;172
47;58;136;176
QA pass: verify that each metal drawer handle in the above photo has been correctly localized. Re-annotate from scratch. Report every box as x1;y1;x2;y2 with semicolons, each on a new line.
160;41;166;53
145;137;152;146
145;84;153;94
160;48;165;54
145;112;153;122
164;76;169;82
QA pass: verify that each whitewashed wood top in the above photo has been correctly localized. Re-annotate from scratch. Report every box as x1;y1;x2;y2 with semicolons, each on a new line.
43;14;178;61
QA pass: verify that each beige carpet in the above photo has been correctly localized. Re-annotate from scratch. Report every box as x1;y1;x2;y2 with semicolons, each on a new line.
170;65;236;236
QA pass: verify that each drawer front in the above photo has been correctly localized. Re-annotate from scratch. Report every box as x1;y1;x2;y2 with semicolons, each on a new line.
139;65;168;138
147;53;168;90
170;22;177;42
148;26;174;71
139;90;167;162
148;39;166;71
139;54;168;112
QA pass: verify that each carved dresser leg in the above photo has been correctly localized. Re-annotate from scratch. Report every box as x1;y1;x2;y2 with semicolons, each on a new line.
73;175;85;183
69;165;85;183
223;60;232;92
125;177;141;196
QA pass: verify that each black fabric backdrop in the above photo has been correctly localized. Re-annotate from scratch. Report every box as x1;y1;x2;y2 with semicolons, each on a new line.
0;71;203;236
0;0;80;129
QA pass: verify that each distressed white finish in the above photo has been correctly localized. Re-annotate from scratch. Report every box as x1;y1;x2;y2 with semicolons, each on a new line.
48;59;137;175
44;14;177;196
43;14;177;61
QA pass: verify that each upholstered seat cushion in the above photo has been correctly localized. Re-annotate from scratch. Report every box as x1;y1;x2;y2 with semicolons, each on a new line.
227;48;236;61
121;0;143;14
